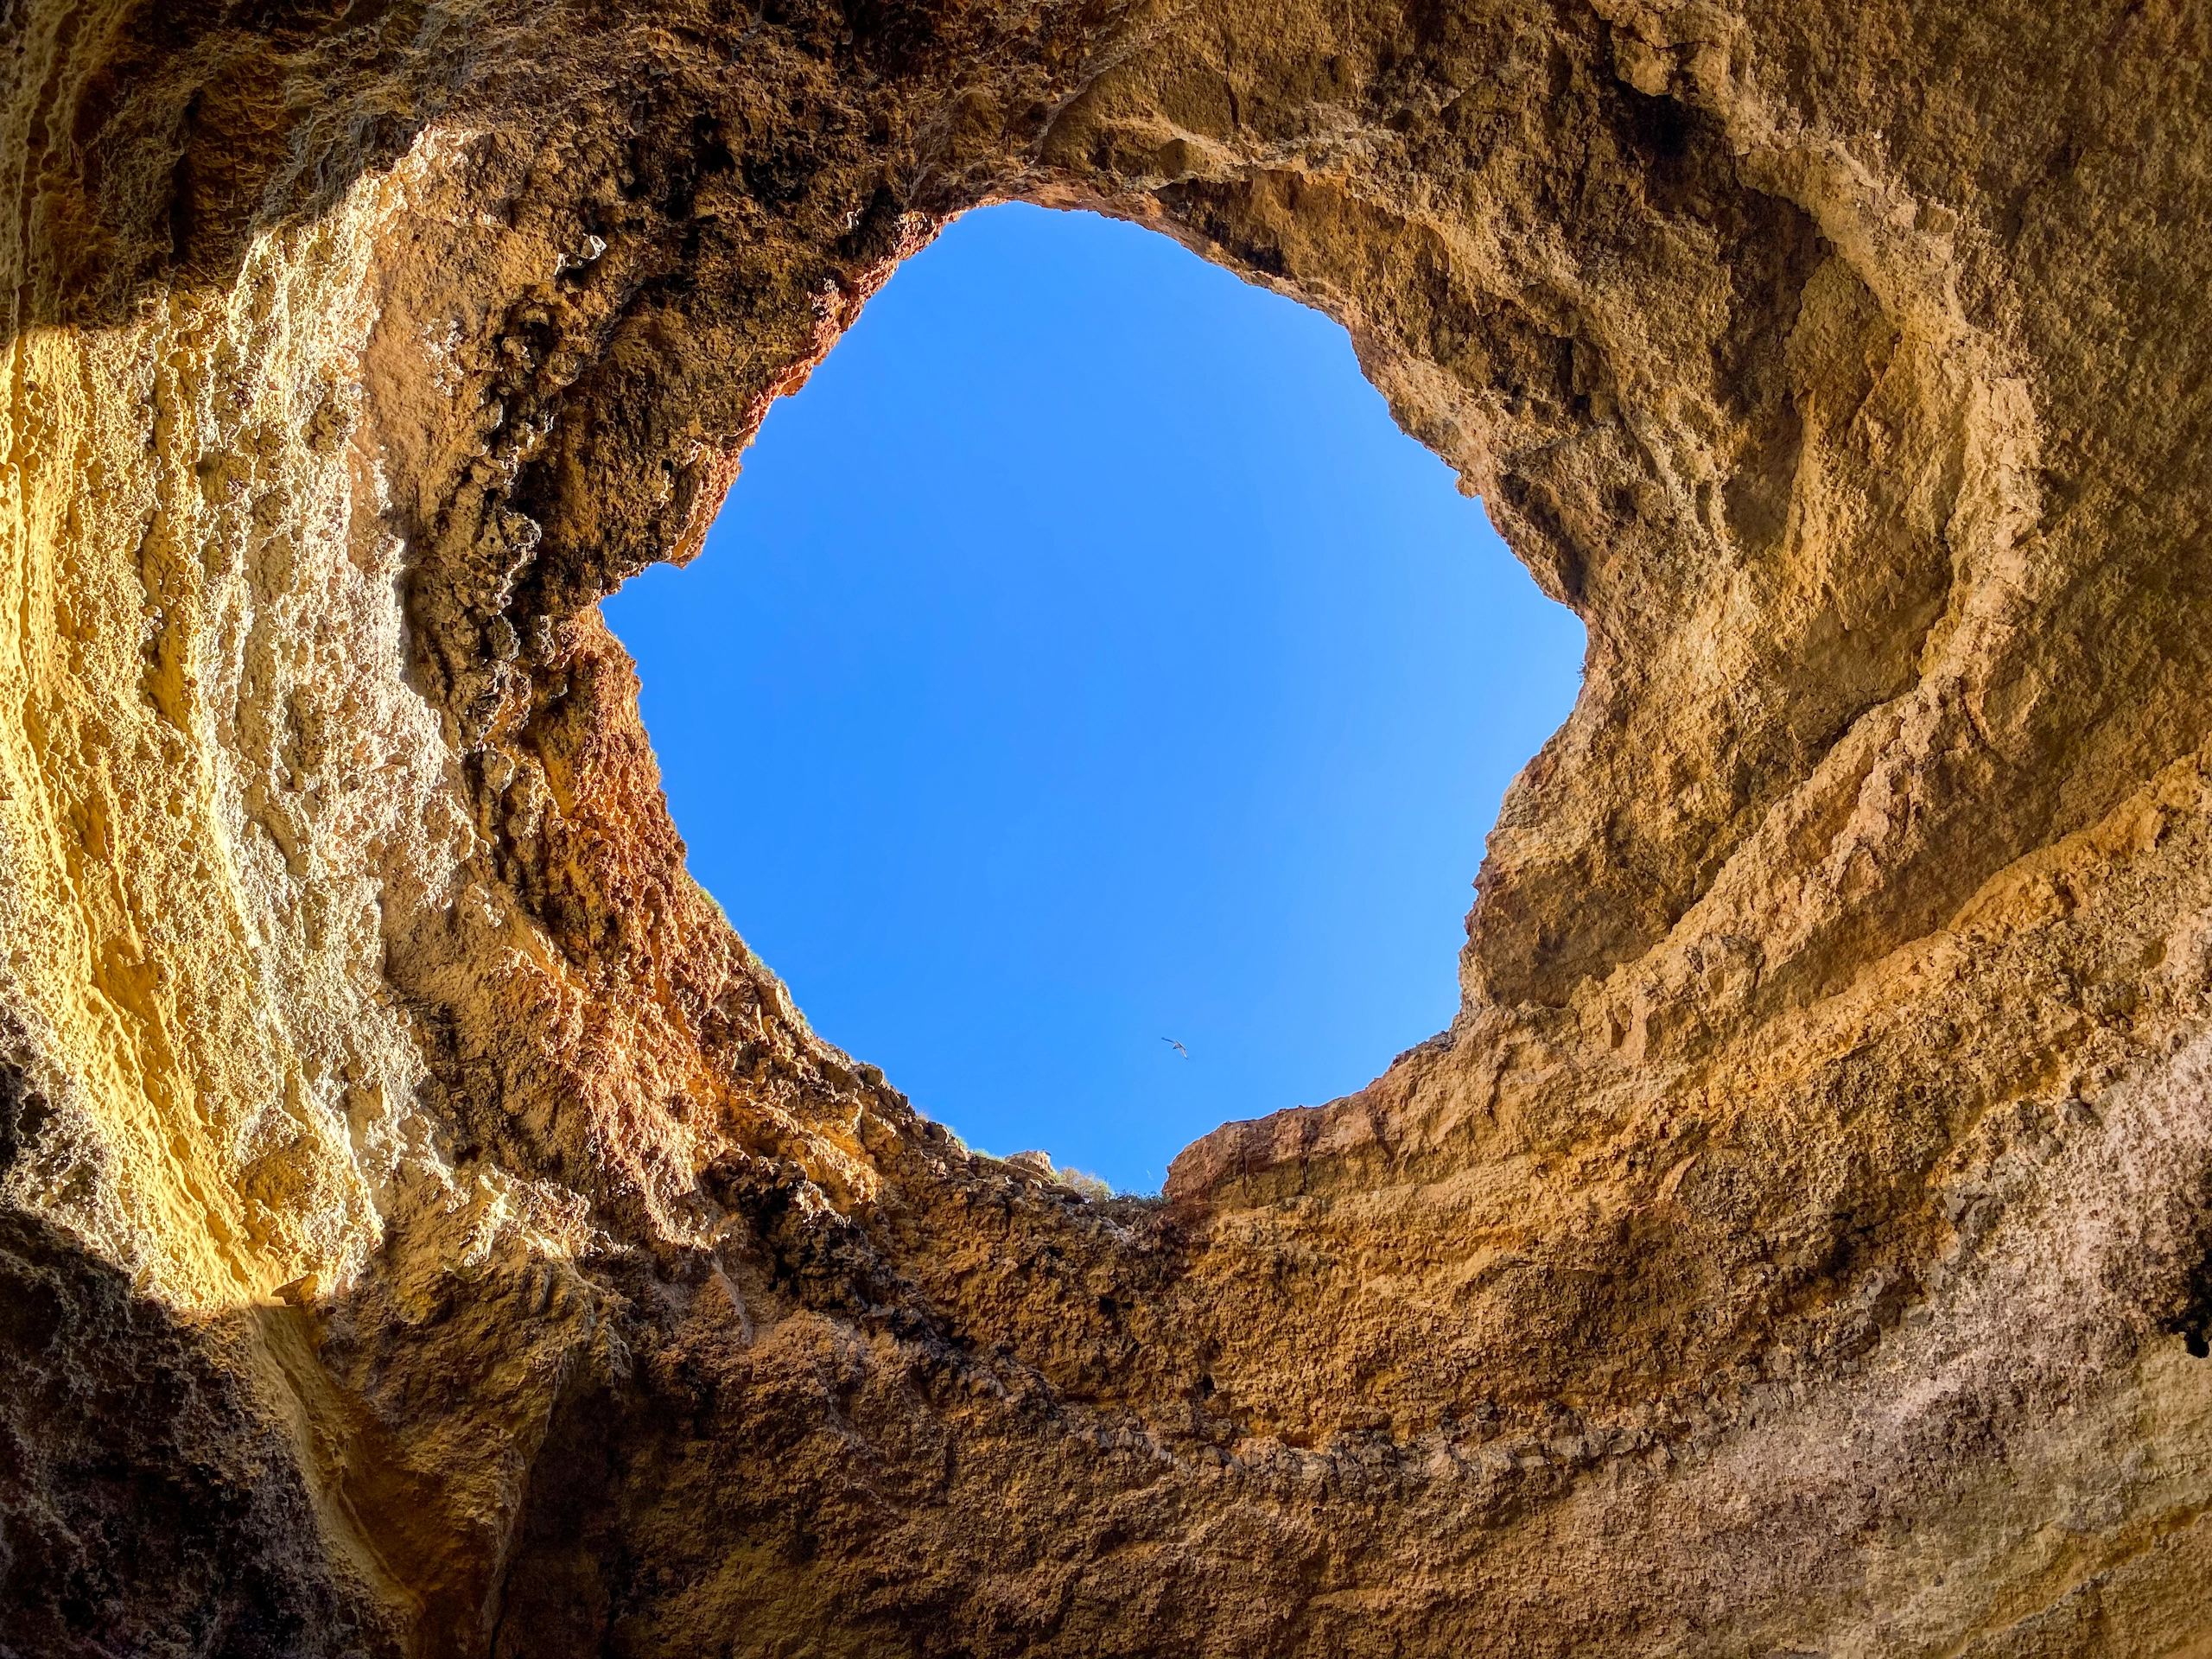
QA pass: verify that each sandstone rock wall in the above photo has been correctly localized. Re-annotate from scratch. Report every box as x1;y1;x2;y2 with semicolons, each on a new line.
4;0;2212;1653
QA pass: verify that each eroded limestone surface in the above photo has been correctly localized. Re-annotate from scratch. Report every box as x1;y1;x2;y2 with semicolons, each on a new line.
3;0;2212;1653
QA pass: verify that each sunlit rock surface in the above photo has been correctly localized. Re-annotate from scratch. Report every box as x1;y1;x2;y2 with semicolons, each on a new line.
4;0;2212;1652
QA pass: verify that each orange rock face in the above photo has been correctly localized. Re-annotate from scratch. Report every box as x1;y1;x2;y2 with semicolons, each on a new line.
5;0;2212;1652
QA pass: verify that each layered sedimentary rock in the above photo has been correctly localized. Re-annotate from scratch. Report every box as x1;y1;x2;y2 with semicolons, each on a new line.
4;0;2212;1652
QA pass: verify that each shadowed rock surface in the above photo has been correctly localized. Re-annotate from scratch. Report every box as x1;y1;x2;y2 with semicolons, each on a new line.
3;0;2212;1652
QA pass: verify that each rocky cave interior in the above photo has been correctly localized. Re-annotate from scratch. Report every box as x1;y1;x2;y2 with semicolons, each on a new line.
5;0;2212;1654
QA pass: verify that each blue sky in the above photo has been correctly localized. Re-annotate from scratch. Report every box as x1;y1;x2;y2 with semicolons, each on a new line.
603;203;1584;1193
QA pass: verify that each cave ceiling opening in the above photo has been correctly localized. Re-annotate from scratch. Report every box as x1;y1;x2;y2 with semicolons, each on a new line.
602;198;1586;1193
6;0;2212;1652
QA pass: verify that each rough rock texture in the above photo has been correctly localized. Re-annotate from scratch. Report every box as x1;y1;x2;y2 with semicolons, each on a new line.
4;0;2212;1652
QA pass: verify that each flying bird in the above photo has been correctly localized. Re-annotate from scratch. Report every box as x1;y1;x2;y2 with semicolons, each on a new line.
1161;1038;1188;1058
